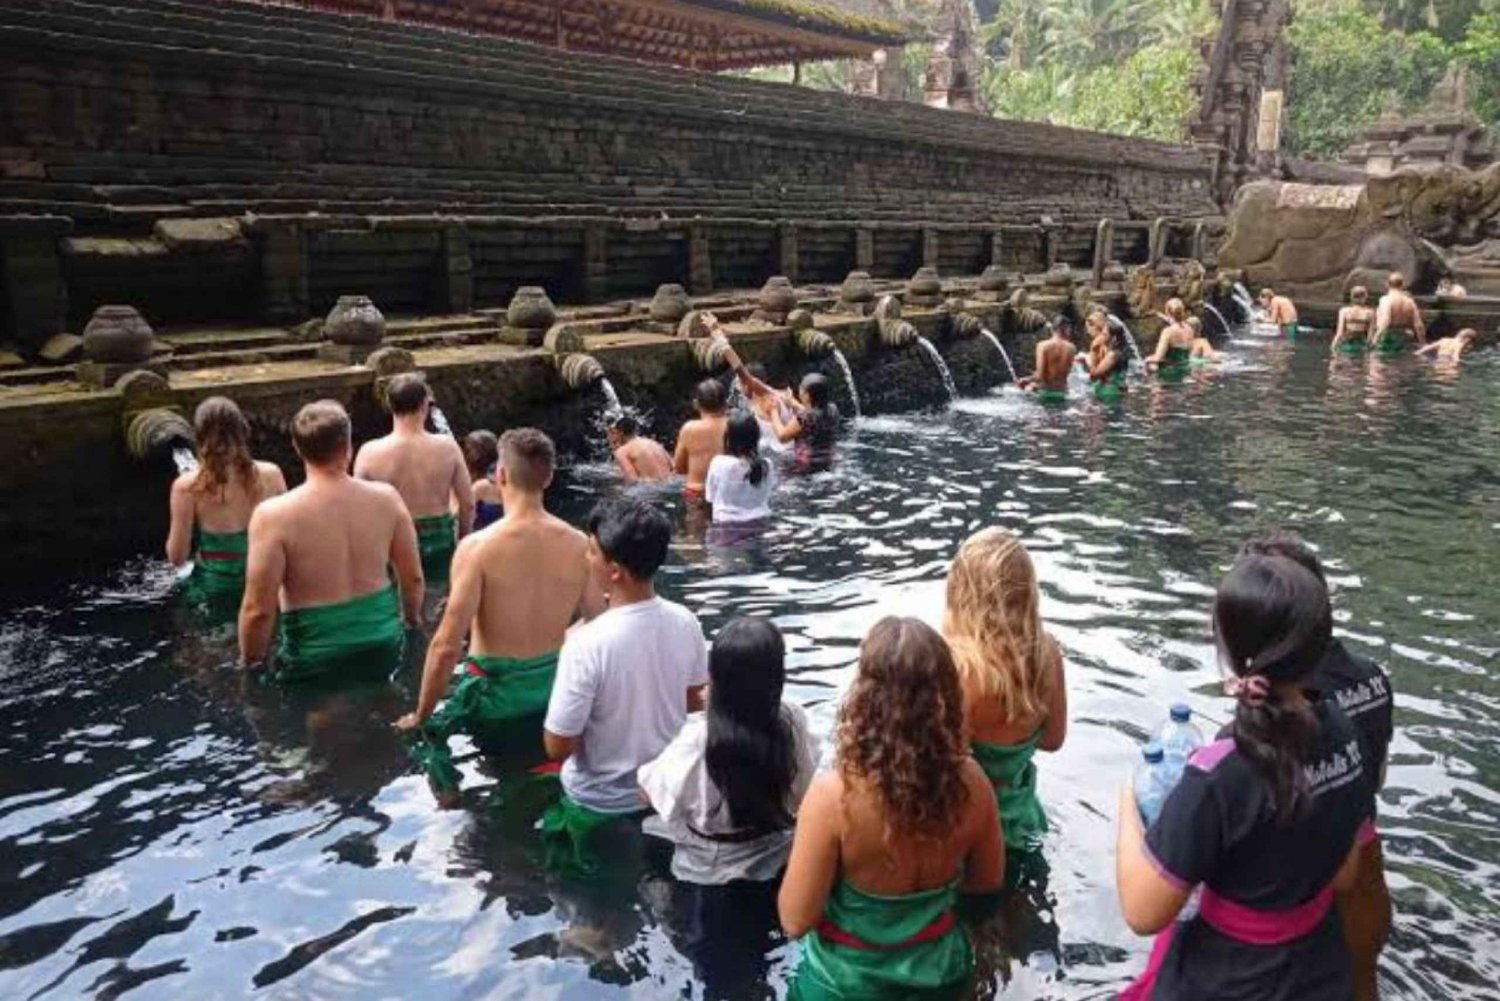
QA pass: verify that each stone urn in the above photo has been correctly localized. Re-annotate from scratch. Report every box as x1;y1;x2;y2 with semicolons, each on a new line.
505;286;557;330
1043;263;1073;290
908;266;942;298
840;270;875;305
758;276;796;319
324;295;386;346
977;265;1009;294
648;283;691;324
82;305;155;363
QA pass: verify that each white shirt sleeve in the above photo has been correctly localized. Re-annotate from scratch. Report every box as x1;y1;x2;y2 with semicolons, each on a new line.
786;703;820;810
637;716;705;824
543;638;596;738
687;616;710;688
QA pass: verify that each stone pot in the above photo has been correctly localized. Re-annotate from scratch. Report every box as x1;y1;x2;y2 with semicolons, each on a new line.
977;265;1009;293
648;283;691;324
506;286;557;330
82;305;155;363
1043;263;1073;289
758;276;796;317
909;266;942;297
840;270;875;304
324;295;386;346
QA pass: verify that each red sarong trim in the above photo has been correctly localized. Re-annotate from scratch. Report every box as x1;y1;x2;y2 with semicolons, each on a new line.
814;909;955;951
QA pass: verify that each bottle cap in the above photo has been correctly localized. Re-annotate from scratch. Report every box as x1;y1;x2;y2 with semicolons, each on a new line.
1142;740;1164;763
1170;703;1192;723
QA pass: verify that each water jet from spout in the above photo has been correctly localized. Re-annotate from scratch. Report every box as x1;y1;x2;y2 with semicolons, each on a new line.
829;348;862;419
914;336;957;405
1107;313;1146;366
979;328;1020;384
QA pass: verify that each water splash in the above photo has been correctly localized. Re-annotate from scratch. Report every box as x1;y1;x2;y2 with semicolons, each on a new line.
429;403;453;437
829;348;862;419
1203;304;1233;339
979;328;1020;384
172;446;199;476
599;377;622;414
1232;282;1256;320
914;336;957;404
1108;313;1146;366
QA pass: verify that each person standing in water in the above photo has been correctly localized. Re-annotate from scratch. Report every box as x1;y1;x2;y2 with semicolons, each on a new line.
1436;276;1467;298
354;372;473;582
1258;288;1300;337
1116;554;1372;1001
674;379;730;504
460;430;503;532
1332;286;1376;355
638;616;819;883
780;617;1004;999
1372;272;1427;354
1018;316;1078;404
239;400;422;684
398;428;603;804
166;396;287;600
1187;318;1224;365
1148;299;1194;381
769;373;841;473
1416;328;1479;362
1082;309;1129;401
608;413;674;483
943;528;1067;872
705;413;776;526
1239;534;1393;1001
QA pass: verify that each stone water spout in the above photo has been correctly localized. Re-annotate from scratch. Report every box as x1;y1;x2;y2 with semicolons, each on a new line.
125;407;194;463
873;295;918;348
557;352;607;391
787;308;835;357
1005;288;1050;333
948;309;984;340
691;336;732;373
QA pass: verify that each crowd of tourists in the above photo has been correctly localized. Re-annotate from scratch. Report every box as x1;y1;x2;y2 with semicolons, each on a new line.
160;300;1404;999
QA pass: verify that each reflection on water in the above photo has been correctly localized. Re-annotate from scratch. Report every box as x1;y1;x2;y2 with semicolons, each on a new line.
0;337;1496;999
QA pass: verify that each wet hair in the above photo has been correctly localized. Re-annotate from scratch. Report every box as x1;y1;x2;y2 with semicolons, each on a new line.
838;617;970;838
385;372;431;416
292;400;351;466
1457;327;1478;342
1164;298;1187;322
498;427;554;492
705;617;796;833
694;379;727;414
610;413;640;437
1187;317;1203;335
1213;554;1333;823
723;412;768;487
192;396;259;501
1050;314;1073;337
944;528;1055;725
1239;532;1326;587
799;372;832;410
1258;288;1274;300
1349;286;1369;305
586;497;671;581
461;429;499;481
1387;272;1406;290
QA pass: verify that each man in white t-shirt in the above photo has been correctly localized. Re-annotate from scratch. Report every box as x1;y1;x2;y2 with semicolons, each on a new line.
543;499;709;834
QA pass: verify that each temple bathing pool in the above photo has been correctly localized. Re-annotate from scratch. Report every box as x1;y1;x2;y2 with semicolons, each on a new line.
0;333;1495;999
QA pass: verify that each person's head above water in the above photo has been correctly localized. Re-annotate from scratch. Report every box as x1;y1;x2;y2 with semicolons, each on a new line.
694;379;727;416
838;616;968;838
606;412;639;449
1387;272;1406;291
586;497;671;589
1050;315;1073;340
1238;532;1327;588
1165;298;1187;323
1213;553;1333;822
1456;328;1479;350
497;427;554;495
192;396;258;498
706;616;796;832
799;372;831;410
1187;316;1203;337
385;372;431;419
461;429;499;482
944;528;1053;723
1349;285;1369;306
291;400;352;470
723;411;769;487
1258;288;1274;304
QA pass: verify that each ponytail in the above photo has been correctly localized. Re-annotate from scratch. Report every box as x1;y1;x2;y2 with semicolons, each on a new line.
1213;554;1332;823
745;455;768;487
723;411;767;487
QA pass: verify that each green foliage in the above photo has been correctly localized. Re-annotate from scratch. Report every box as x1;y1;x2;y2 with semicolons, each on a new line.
1458;11;1500;123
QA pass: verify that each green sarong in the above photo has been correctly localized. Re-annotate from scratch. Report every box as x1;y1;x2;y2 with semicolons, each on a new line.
1156;345;1191;382
1337;338;1368;355
192;527;248;592
972;734;1047;863
408;651;561;795
271;585;404;688
1035;388;1068;407
1092;370;1126;402
414;512;457;581
1375;328;1411;355
540;792;646;876
1281;322;1300;340
790;879;971;1000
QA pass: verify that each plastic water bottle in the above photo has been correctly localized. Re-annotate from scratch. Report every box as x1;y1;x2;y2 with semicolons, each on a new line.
1157;703;1205;785
1134;742;1170;828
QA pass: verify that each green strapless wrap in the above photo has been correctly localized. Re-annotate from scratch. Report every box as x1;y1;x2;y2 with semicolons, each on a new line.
1376;328;1411;355
1337;337;1368;355
972;732;1047;856
1092;370;1126;402
408;651;561;794
414;512;457;581
1156;344;1191;381
540;792;645;876
192;527;248;590
1281;322;1300;339
1035;388;1069;406
790;879;971;1000
271;585;404;687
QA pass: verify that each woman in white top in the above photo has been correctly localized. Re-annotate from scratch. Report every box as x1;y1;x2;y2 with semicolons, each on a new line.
639;616;819;883
703;412;776;525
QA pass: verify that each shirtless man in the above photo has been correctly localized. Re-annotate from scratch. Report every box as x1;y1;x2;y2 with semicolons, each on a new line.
608;414;674;483
1258;288;1299;336
1416;328;1479;362
397;428;603;803
1372;272;1427;353
239;400;422;685
673;378;729;503
1332;286;1376;354
1017;318;1077;403
353;372;473;582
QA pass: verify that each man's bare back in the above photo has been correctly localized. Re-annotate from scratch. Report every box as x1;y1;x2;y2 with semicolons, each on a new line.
459;511;599;659
1377;291;1426;342
674;416;727;492
1035;338;1078;390
616;437;674;483
355;432;468;520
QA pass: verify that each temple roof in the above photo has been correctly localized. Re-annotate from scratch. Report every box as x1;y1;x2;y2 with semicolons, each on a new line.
273;0;908;70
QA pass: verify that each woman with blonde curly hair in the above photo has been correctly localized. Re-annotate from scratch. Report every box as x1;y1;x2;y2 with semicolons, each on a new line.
779;617;1003;1000
1148;298;1195;382
944;528;1067;859
165;396;285;596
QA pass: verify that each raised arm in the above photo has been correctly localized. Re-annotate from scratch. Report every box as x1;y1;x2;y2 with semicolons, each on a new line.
770;408;803;444
397;536;482;730
238;505;285;666
778;773;843;938
165;475;196;566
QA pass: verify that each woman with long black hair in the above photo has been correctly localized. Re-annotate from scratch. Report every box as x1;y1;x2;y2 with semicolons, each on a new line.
638;616;818;883
704;413;776;526
1115;554;1375;1001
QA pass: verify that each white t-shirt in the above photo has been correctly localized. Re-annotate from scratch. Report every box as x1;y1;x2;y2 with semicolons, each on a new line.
543;597;709;813
638;703;819;883
704;454;776;524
